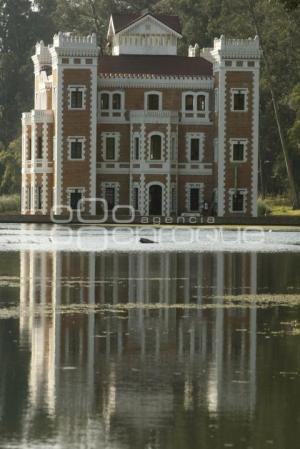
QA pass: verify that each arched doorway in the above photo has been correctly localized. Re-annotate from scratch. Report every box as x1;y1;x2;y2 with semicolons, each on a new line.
149;185;162;215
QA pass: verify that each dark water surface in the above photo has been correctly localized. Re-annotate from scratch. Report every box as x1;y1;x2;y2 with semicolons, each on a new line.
0;250;300;449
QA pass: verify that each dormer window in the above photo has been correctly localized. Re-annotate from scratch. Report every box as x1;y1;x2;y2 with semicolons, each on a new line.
145;92;162;111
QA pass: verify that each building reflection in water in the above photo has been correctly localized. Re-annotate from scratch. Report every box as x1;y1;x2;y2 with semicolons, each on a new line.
19;250;258;446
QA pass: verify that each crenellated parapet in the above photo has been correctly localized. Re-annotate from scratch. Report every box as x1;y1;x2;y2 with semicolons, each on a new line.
51;32;98;57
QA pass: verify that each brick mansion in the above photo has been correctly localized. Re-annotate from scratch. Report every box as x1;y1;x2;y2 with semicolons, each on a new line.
21;11;260;218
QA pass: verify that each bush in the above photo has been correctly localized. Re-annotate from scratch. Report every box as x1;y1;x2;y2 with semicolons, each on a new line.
0;194;20;214
257;197;272;216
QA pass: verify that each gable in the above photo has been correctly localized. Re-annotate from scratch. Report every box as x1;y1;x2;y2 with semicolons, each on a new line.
111;13;182;38
121;15;180;37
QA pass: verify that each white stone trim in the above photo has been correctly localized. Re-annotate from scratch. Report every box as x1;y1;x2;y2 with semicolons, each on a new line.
185;133;205;162
99;76;214;90
67;85;87;110
144;91;162;111
229;188;248;213
185;183;204;212
230;88;249;112
229;138;248;162
147;131;165;161
101;132;120;161
67;136;86;160
98;90;125;118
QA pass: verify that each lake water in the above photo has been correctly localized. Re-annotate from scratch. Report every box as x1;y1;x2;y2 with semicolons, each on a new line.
0;226;300;449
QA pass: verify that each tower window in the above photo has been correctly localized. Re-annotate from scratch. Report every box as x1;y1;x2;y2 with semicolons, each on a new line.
37;186;42;210
105;187;115;210
232;142;245;162
190;188;200;211
232;90;247;111
70;190;82;210
71;140;83;159
232;192;245;212
133;187;139;210
71;89;83;108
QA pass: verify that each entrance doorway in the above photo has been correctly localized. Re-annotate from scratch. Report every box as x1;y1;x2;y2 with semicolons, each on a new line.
149;185;162;215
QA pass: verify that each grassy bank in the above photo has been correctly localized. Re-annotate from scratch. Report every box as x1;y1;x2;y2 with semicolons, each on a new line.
0;194;20;214
263;196;300;216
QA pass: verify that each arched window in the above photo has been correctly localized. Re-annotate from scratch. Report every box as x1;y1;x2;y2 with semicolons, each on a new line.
147;94;160;110
185;95;194;111
112;93;121;110
101;93;109;110
197;94;206;111
150;135;162;160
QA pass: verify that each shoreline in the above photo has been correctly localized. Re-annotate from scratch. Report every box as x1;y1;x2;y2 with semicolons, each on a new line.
0;214;300;227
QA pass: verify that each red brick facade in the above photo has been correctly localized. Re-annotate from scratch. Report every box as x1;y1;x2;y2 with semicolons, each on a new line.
21;15;260;218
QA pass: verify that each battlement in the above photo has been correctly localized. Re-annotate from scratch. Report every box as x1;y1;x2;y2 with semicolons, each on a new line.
52;32;99;57
212;35;260;60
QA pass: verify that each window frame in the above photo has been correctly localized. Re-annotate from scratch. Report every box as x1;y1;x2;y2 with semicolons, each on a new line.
68;85;87;110
231;88;248;112
229;189;247;213
182;92;209;120
67;137;86;161
230;139;248;163
149;133;163;161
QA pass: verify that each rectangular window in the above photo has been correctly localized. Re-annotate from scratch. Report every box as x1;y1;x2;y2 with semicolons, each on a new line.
134;137;140;160
171;136;176;160
70;190;82;210
71;89;83;109
147;94;160;110
190;138;200;161
113;93;121;110
28;138;32;160
185;95;194;111
190;188;200;211
106;137;115;160
133;187;139;210
71;140;83;159
37;186;42;210
233;92;246;111
232;142;245;162
27;186;31;210
101;93;109;109
171;187;176;213
105;187;115;210
37;136;43;159
232;192;244;212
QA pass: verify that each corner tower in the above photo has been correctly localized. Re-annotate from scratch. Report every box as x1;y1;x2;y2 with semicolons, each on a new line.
207;36;260;217
50;33;99;215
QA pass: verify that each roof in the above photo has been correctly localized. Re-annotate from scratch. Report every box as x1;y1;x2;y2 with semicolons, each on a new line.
99;55;213;77
111;13;182;35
